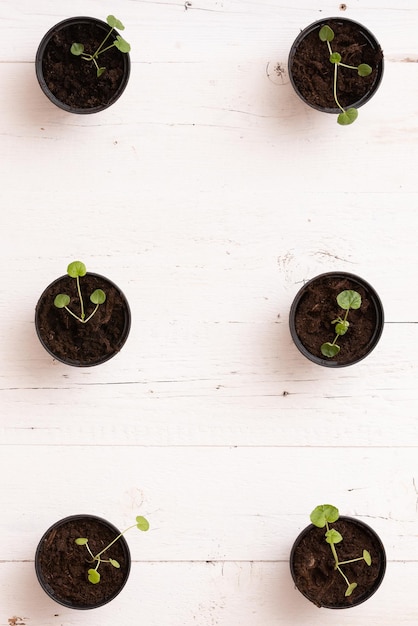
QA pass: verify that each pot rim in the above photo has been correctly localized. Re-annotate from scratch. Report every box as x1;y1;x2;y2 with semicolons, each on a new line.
34;271;131;367
35;514;132;609
288;271;384;367
289;515;387;609
288;16;384;114
35;16;131;114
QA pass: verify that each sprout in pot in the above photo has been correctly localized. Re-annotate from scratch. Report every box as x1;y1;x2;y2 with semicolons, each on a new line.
36;15;131;113
71;15;130;78
35;260;131;366
310;505;371;597
290;504;386;608
318;25;372;125
320;290;361;358
288;18;384;124
35;514;150;609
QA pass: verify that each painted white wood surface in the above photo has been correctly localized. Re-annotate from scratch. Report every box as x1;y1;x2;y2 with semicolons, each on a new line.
1;0;418;624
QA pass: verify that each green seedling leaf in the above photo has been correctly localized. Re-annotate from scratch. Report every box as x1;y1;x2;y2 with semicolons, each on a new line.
67;260;87;278
114;35;131;53
54;293;70;309
363;550;372;565
107;15;125;30
325;528;343;544
320;342;340;358
338;108;358;125
71;42;84;56
75;537;89;546
319;25;334;42
90;289;106;305
337;290;362;310
345;582;358;597
97;67;106;77
88;568;101;584
330;52;341;64
310;504;340;527
358;63;372;77
335;321;349;336
136;515;150;531
109;558;120;568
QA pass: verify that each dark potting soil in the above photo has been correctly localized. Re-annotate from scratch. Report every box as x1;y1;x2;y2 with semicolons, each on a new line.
37;517;128;607
290;19;383;109
291;519;383;608
36;273;129;366
41;21;126;109
294;275;378;365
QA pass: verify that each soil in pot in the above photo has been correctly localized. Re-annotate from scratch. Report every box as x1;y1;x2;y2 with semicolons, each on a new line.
36;516;130;609
292;274;382;366
35;273;130;366
290;517;386;608
290;18;383;111
38;18;129;111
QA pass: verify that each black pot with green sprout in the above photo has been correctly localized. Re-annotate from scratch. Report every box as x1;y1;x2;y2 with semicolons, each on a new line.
35;261;131;366
288;18;383;124
36;15;131;113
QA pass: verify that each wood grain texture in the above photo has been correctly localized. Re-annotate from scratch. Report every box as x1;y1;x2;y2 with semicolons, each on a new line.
1;0;418;624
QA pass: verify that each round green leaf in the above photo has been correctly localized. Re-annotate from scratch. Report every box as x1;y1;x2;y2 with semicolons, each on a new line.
114;36;131;53
335;321;349;336
337;108;358;125
363;549;372;565
107;15;125;30
70;43;84;56
337;290;362;310
75;537;88;545
358;63;372;77
345;582;358;597
109;558;120;568
319;25;334;42
325;528;343;544
97;67;106;78
320;342;340;358
54;293;70;309
136;515;150;531
330;52;341;64
88;568;100;584
90;289;106;305
67;261;86;278
310;504;340;528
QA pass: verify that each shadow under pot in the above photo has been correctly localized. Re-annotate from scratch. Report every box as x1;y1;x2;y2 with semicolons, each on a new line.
35;272;131;367
35;515;131;609
290;516;386;609
289;272;384;367
35;16;131;113
288;17;383;122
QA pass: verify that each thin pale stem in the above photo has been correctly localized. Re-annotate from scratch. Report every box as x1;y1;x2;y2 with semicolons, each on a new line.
76;276;85;320
338;556;364;566
63;306;83;323
333;64;345;113
84;304;99;324
93;523;137;561
94;28;114;57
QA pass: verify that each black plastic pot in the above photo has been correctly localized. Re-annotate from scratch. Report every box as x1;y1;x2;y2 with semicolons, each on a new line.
290;516;386;609
35;272;131;367
288;17;384;115
35;514;131;609
35;16;131;113
289;272;384;367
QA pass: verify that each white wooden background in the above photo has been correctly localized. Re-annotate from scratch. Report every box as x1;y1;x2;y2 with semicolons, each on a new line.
1;0;417;624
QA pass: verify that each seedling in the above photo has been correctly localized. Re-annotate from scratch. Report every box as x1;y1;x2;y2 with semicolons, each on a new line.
54;261;106;324
320;290;361;358
310;504;371;597
319;24;372;125
75;515;150;584
71;15;130;77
